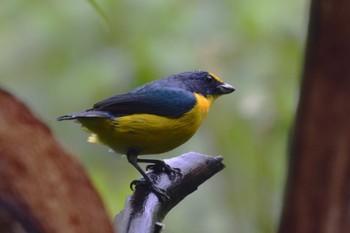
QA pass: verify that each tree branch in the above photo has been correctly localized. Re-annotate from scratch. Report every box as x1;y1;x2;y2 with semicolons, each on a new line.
115;153;225;233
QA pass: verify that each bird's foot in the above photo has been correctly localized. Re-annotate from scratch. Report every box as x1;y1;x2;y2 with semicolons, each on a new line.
146;161;182;181
130;179;170;203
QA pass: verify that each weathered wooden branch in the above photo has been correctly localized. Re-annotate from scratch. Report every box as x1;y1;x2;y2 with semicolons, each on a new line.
115;153;225;233
0;89;114;233
278;0;350;232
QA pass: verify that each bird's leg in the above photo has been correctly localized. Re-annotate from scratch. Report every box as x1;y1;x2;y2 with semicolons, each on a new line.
127;151;170;202
137;158;182;181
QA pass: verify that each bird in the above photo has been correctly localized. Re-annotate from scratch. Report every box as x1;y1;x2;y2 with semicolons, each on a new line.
57;70;234;201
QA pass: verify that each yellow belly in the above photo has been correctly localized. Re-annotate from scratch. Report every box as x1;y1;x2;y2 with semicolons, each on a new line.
79;94;214;155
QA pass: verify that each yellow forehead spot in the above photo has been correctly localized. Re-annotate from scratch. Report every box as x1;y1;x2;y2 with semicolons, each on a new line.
209;72;223;83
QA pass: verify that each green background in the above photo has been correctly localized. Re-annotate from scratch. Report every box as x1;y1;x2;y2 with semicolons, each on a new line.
1;0;308;232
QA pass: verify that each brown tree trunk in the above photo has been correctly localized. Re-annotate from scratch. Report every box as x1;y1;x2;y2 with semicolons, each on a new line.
0;89;114;233
278;0;350;232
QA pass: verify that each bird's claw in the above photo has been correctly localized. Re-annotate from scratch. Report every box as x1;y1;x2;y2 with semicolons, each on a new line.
130;179;144;191
130;179;170;202
146;162;182;181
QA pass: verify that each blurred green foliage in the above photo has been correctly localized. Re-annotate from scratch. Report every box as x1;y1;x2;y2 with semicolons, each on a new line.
1;0;309;232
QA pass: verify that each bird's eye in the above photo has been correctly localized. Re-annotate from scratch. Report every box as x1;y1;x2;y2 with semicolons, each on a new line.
205;75;213;83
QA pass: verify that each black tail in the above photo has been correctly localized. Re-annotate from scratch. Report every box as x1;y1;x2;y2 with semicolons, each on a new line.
57;110;112;121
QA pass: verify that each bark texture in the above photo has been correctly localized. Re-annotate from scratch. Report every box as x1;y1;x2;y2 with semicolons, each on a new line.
278;0;350;232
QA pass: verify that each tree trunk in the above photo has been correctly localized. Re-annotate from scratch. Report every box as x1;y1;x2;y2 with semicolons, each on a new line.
0;89;114;233
278;0;350;232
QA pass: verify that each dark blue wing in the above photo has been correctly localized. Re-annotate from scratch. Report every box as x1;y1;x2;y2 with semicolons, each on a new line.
92;86;196;118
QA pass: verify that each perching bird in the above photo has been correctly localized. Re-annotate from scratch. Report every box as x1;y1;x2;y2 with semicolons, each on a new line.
58;70;234;201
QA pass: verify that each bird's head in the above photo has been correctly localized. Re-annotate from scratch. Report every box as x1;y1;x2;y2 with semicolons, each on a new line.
168;71;235;99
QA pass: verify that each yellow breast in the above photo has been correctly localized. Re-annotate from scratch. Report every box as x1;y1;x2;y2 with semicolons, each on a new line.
79;93;215;155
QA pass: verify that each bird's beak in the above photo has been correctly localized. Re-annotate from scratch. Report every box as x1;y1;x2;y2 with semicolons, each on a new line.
216;83;235;94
